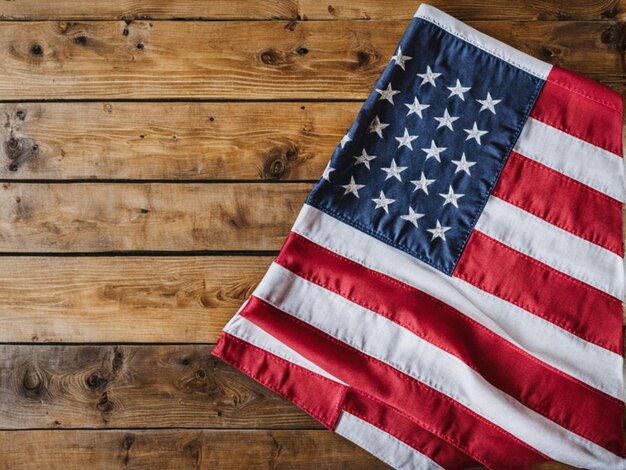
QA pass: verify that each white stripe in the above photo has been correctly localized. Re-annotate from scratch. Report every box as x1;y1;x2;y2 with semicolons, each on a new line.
514;117;625;202
253;262;625;469
477;196;625;299
414;4;552;80
335;412;443;470
222;312;346;385
291;204;624;402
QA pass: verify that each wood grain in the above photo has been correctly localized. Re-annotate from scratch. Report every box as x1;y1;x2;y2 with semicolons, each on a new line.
0;256;270;343
0;344;321;429
0;182;309;252
0;20;622;100
0;102;356;180
0;0;621;21
0;429;389;470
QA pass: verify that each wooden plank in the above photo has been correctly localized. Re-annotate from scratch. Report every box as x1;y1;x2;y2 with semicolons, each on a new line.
0;102;356;180
0;0;621;21
0;182;309;252
0;20;621;100
0;344;322;429
0;430;583;470
0;256;270;343
0;429;390;470
2;99;626;181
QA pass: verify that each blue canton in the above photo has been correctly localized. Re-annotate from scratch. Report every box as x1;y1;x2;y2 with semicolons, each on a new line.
307;16;545;275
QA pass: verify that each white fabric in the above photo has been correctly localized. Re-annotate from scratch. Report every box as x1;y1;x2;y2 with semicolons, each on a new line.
291;204;624;402
514;117;625;201
414;4;552;80
253;262;625;469
335;411;443;470
477;195;625;299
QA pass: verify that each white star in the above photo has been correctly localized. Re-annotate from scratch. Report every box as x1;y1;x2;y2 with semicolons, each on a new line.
464;122;488;145
421;140;447;162
322;162;335;181
447;79;471;101
376;83;401;104
390;47;412;71
368;116;389;139
381;158;408;182
340;133;352;148
451;152;476;176
476;92;501;115
400;207;425;227
434;109;459;131
372;191;396;213
405;97;430;118
439;185;464;208
342;176;365;198
417;65;442;87
410;172;435;195
394;128;419;150
353;149;377;169
427;220;451;242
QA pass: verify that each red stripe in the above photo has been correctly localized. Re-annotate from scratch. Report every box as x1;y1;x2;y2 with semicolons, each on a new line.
342;389;480;470
212;331;346;429
493;151;624;257
455;230;623;356
276;233;624;454
213;331;481;469
531;66;623;156
240;295;548;469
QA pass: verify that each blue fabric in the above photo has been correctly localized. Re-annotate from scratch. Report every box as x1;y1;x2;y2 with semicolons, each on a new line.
307;16;545;275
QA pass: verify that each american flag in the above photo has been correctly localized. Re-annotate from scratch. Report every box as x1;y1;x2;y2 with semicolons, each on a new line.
212;4;625;469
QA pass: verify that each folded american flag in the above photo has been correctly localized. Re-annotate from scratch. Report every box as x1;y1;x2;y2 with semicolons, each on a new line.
212;4;625;469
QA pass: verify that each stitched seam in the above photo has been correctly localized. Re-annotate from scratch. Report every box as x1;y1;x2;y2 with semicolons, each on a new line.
415;14;546;80
456;238;620;353
514;152;624;207
473;233;622;306
530;113;622;157
476;224;620;300
547;78;621;113
343;404;495;469
513;142;624;202
492;187;623;257
282;233;624;407
250;296;547;458
450;72;546;272
214;332;345;429
344;389;492;469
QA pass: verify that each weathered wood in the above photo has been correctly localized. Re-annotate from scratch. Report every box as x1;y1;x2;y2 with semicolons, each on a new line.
0;429;390;470
0;20;621;100
0;344;322;429
0;0;621;21
0;182;309;252
0;256;270;343
0;102;356;180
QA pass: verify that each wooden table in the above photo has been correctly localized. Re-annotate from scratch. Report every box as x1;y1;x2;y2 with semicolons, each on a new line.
0;1;622;468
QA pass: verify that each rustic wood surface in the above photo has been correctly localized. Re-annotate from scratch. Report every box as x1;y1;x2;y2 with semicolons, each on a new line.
0;1;623;469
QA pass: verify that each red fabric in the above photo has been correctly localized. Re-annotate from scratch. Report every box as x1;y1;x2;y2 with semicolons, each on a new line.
275;233;624;454
342;389;481;469
240;296;549;469
455;231;623;355
212;331;346;429
493;151;624;256
214;330;482;469
531;65;623;156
